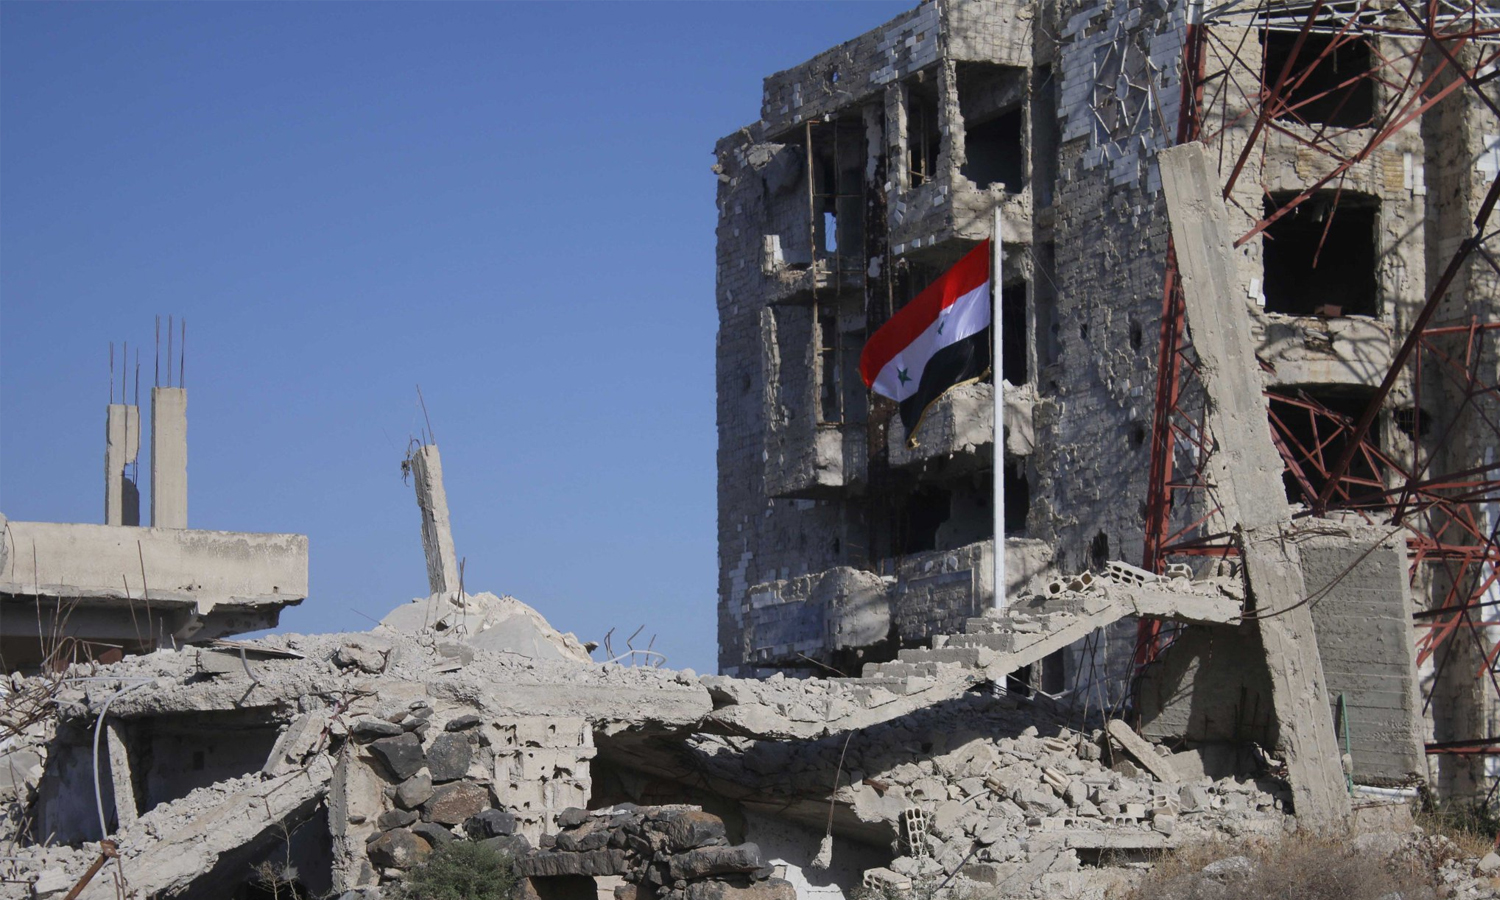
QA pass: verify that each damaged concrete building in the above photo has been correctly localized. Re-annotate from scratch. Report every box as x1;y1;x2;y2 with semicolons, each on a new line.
713;0;1499;800
3;0;1500;898
1;332;309;669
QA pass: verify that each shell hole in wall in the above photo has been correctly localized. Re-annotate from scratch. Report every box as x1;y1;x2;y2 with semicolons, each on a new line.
1393;405;1433;440
1089;531;1109;571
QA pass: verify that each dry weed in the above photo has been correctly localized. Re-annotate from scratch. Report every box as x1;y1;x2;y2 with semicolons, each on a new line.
1123;832;1439;900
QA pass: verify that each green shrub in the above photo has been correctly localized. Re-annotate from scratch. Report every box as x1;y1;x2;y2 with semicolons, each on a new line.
397;842;519;900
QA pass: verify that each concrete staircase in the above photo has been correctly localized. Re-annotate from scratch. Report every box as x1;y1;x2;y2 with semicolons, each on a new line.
702;565;1242;740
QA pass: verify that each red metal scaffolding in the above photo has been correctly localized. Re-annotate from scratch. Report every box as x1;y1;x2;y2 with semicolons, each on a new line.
1137;0;1500;765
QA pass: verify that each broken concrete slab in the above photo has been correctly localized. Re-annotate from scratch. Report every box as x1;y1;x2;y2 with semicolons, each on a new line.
1105;720;1178;785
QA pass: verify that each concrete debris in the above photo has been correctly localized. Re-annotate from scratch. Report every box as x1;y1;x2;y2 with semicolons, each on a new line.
0;608;1311;900
379;591;593;664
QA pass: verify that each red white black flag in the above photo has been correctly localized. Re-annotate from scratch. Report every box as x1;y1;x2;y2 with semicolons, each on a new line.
859;241;991;445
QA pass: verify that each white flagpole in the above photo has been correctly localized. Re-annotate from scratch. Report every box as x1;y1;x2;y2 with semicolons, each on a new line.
992;206;1006;611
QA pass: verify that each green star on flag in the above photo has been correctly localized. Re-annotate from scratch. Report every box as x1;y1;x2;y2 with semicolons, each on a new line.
897;368;911;385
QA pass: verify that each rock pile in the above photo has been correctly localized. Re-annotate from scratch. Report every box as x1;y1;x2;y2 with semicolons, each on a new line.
515;806;792;900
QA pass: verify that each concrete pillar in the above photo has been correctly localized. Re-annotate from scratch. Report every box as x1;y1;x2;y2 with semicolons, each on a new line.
409;444;459;594
105;718;137;830
150;387;187;529
105;403;140;527
1160;142;1350;825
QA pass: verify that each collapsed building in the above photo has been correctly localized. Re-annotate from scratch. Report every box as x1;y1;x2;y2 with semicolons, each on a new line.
3;0;1500;897
1;326;309;669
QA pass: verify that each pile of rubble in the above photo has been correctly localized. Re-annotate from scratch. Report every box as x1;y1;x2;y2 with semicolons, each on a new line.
0;582;1469;900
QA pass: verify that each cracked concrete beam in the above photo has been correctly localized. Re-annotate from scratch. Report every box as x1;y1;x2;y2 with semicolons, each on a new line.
1159;141;1349;827
77;756;333;900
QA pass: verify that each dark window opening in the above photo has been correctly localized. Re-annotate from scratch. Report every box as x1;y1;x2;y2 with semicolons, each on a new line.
1007;662;1034;697
1001;283;1029;385
1004;459;1030;536
816;310;842;424
1089;531;1109;570
807;118;866;283
897;485;951;555
1262;30;1375;128
906;79;942;187
1129;320;1143;351
1034;242;1061;368
1031;66;1059;208
1041;648;1067;694
961;107;1025;192
1130;422;1147;448
1263;192;1379;317
1268;386;1383;506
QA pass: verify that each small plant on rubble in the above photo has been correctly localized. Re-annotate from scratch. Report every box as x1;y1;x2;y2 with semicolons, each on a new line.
397;841;518;900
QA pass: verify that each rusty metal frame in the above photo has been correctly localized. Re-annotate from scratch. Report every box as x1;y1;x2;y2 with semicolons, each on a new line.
1136;0;1500;768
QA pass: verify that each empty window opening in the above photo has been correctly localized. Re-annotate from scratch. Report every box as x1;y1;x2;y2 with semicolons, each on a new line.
816;309;843;424
1031;66;1060;208
1034;242;1062;368
1041;648;1067;694
962;107;1025;191
1004;459;1030;536
1130;422;1148;448
906;78;942;187
957;62;1027;192
1263;192;1379;317
1129;320;1144;351
938;483;991;549
807;118;866;284
897;485;951;555
1268;386;1383;506
1262;30;1375;128
1000;283;1029;385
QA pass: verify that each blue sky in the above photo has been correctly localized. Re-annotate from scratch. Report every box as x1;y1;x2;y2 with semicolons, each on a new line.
1;1;912;673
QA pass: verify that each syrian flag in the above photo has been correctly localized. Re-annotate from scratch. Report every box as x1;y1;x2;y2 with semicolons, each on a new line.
859;241;992;446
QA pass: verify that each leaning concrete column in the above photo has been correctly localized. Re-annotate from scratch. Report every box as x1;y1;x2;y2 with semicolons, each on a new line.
105;404;141;526
1159;142;1350;825
150;387;187;529
409;444;459;594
